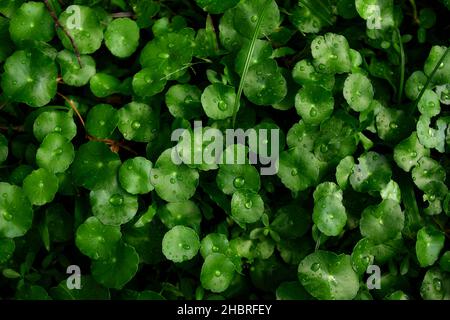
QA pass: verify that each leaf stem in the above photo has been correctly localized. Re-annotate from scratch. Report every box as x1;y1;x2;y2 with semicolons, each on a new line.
111;12;136;18
396;29;405;104
232;0;270;128
57;92;85;127
43;0;82;68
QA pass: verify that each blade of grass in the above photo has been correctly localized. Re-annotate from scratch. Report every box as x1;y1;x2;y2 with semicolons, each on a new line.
396;29;405;104
231;0;271;128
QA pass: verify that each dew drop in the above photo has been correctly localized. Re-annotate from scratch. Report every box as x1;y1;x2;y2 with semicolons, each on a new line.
251;15;258;23
54;126;62;133
244;200;253;209
132;121;141;129
215;270;221;277
212;246;219;252
2;211;12;221
410;151;417;157
311;262;320;272
183;244;191;250
309;108;317;117
99;120;106;126
184;95;194;104
433;278;442;291
109;194;124;206
158;52;170;59
291;168;298;176
233;177;245;188
170;177;176;184
54;148;63;155
218;100;228;111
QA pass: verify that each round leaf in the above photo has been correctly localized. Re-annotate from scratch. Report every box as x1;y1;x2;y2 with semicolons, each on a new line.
105;18;140;58
231;190;264;224
200;253;236;293
23;168;58;206
36;133;75;174
295;85;334;125
57;50;96;87
162;225;200;263
118;102;159;142
0;182;33;238
119;157;154;195
201;83;236;120
33;111;77;142
85;104;119;139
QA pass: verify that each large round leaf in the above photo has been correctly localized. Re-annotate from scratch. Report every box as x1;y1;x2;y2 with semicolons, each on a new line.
313;183;347;237
165;84;203;120
57;50;96;87
311;33;352;74
0;182;33;238
9;1;54;44
105;18;140;58
416;226;445;267
75;216;122;260
349;151;392;192
85;104;118;139
91;242;139;289
231;190;264;224
57;5;104;54
243;59;287;106
36;133;75;174
343;73;374;112
158;200;202;231
118;102;159;142
216;164;260;195
201;83;236;120
118;157;154;195
200;253;236;293
72;141;121;190
233;0;280;39
150;149;199;202
23;169;59;206
90;185;138;226
162;225;200;263
295;85;334;125
360;199;404;243
298;251;359;300
1;49;57;107
33;111;77;142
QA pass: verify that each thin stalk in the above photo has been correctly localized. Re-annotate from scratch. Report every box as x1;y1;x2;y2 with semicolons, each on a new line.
411;46;450;114
232;1;270;128
396;29;405;104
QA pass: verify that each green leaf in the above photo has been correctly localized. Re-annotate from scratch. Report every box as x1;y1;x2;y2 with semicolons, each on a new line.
295;85;334;125
86;104;118;139
132;67;167;98
393;132;430;172
90;183;138;226
90;73;121;98
298;251;359;300
91;242;139;289
349;151;392;193
105;18;140;58
119;157;154;195
418;89;440;117
233;0;280;39
311;33;352;74
57;50;96;87
57;5;104;54
243;59;287;106
72;141;121;190
118;102;159;142
200;233;229;258
420;268;450;300
195;0;240;14
355;0;395;31
1;49;57;107
343;73;374;112
201;83;236;120
405;71;427;101
140;31;194;79
313;182;347;237
158;200;202;231
0;183;33;238
75;216;121;260
0;238;15;263
33;111;77;142
416;226;445;267
36;133;75;174
200;253;236;293
162;225;200;263
216;164;260;195
277;147;322;192
231;190;264;224
292;59;335;90
23;169;59;206
360;199;404;243
150;149;199;202
165;84;203;120
424;46;450;85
